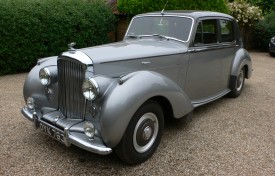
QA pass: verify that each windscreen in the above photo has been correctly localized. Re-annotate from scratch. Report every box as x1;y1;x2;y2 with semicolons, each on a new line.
126;16;193;42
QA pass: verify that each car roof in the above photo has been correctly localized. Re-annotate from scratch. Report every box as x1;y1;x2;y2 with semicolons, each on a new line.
137;10;234;20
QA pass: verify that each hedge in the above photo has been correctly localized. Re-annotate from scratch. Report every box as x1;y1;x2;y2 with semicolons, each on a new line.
0;0;116;75
253;11;275;51
117;0;229;16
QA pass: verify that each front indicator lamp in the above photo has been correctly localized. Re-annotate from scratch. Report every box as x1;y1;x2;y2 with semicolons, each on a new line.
82;78;99;101
39;68;51;86
27;97;35;109
84;122;95;139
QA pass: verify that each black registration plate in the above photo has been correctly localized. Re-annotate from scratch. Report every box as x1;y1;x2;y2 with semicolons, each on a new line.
39;121;65;144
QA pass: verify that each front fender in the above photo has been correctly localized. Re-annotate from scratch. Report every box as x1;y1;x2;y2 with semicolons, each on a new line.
100;71;193;148
23;56;58;110
231;48;252;78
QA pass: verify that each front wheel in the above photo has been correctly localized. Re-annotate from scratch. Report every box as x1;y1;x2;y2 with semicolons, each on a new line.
115;100;164;165
228;67;245;98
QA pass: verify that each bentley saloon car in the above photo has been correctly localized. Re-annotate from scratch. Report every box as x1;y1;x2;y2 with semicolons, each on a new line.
22;11;252;164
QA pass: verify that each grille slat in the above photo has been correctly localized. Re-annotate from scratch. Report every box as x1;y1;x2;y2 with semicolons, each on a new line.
58;58;86;119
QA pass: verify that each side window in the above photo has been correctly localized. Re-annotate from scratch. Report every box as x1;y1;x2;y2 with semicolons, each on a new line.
194;22;203;44
194;19;218;45
220;19;234;42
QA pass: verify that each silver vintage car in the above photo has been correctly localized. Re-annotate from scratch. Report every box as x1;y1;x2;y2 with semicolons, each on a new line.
22;11;252;164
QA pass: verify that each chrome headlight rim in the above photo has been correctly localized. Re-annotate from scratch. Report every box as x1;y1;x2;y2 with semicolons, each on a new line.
82;77;99;101
39;67;51;86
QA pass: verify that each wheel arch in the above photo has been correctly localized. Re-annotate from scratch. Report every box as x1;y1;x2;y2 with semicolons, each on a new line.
243;64;249;79
230;48;252;78
229;48;252;90
149;96;174;122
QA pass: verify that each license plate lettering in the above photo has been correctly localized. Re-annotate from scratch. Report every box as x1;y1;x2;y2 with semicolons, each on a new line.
55;131;62;141
39;122;65;143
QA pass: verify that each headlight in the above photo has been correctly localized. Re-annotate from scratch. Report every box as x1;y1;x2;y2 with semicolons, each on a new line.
271;37;275;43
39;68;51;86
82;78;99;101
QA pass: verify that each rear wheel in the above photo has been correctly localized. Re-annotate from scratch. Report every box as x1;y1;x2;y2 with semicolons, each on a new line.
228;67;245;98
115;100;164;165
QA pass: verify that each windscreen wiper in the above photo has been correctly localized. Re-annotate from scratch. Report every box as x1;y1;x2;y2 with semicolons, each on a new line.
152;34;167;39
126;34;185;43
126;34;166;39
150;34;185;43
125;35;139;39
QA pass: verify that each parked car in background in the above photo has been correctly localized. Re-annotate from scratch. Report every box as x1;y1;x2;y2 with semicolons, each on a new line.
269;36;275;57
21;10;252;164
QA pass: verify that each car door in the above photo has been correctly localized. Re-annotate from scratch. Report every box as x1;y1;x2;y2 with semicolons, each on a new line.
185;18;237;103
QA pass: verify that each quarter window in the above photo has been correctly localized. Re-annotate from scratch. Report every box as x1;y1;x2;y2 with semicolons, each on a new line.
220;20;234;42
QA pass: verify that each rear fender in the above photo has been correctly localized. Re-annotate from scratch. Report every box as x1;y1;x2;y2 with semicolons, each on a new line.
100;71;193;148
229;49;252;90
230;48;252;78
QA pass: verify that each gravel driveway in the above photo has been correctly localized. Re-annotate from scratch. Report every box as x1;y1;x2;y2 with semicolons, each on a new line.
0;52;274;176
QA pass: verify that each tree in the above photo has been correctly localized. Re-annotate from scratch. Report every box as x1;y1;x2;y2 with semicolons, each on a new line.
247;0;275;13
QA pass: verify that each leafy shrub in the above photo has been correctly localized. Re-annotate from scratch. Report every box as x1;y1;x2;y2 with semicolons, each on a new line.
228;0;264;48
228;0;264;28
117;0;229;16
253;11;275;50
0;0;116;75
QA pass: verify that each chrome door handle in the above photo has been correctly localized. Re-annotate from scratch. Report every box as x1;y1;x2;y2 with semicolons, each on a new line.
188;49;197;53
141;61;151;65
188;48;206;53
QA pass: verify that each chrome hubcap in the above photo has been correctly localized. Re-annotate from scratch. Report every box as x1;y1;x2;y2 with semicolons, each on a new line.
236;69;244;92
143;126;152;140
133;113;159;153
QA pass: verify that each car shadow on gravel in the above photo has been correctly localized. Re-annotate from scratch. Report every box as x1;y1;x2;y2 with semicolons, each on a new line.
164;96;227;129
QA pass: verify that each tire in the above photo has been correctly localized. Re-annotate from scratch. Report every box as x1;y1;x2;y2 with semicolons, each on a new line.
228;67;245;98
269;52;275;57
115;100;164;165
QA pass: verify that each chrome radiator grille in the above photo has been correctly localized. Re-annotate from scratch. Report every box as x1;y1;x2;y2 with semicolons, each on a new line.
58;58;86;119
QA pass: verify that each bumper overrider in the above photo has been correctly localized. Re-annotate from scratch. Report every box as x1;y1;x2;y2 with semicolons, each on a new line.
21;106;112;155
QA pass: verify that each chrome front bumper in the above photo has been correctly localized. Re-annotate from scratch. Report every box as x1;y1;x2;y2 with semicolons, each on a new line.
21;107;112;155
